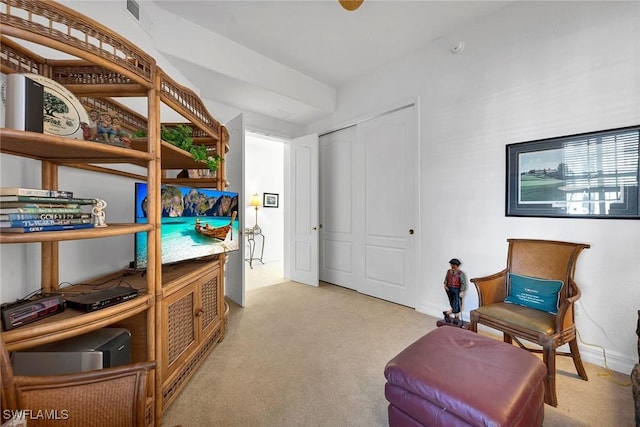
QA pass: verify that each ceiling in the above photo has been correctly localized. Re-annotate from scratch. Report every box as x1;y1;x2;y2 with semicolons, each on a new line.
151;1;512;125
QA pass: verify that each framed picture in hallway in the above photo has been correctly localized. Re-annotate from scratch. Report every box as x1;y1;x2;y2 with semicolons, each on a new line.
263;193;279;208
506;125;639;219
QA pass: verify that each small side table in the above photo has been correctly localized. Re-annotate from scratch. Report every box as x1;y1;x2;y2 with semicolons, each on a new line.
245;227;265;269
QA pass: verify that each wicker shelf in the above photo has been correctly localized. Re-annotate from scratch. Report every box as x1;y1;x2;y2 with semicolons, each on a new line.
0;129;151;166
0;130;213;171
0;2;229;424
0;224;152;244
2;293;153;352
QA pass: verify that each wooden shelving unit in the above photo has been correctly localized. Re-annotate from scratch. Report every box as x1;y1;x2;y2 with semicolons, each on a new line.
0;1;231;425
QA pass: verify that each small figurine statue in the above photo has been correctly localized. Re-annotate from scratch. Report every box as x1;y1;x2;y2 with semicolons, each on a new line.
443;258;467;325
97;112;117;144
81;121;91;141
111;116;132;147
92;199;108;227
87;109;99;141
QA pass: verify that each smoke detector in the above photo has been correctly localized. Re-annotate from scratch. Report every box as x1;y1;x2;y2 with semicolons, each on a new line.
451;41;465;54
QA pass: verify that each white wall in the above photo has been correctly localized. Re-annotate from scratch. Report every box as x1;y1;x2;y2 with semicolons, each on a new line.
244;133;285;262
308;1;640;374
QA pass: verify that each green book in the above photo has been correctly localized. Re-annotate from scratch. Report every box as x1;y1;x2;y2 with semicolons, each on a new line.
0;206;82;214
0;195;96;205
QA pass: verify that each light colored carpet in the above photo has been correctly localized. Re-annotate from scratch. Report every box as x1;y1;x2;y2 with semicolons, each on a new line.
163;281;634;427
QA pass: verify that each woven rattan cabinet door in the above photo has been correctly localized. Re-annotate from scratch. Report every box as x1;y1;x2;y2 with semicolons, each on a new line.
160;260;225;410
163;284;197;381
197;264;222;341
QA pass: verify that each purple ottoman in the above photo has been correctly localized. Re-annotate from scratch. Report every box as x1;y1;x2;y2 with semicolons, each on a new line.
384;327;546;427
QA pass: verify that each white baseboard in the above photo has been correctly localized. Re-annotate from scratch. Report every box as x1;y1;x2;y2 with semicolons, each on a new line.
578;343;635;375
416;302;467;322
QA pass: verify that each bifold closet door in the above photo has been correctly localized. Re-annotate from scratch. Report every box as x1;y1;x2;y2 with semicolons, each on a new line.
319;106;418;307
319;125;357;290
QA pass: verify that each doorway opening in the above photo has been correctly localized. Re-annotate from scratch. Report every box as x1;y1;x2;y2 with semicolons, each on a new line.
244;131;286;291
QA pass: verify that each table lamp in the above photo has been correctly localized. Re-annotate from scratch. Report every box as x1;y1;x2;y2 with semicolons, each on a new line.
250;193;262;231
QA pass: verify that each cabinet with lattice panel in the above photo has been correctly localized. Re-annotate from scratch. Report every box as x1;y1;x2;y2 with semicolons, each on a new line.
160;259;224;409
0;1;230;425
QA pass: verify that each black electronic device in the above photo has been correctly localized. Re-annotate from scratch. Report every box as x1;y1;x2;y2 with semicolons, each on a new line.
64;287;139;312
1;294;65;331
11;328;131;375
5;73;44;133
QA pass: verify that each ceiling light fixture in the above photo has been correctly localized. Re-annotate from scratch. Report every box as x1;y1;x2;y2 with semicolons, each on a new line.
339;0;364;11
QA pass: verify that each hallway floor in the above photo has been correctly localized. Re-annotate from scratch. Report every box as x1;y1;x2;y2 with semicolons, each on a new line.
245;258;284;291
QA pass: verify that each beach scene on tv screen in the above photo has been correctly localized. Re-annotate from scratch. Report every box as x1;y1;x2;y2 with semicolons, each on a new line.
135;184;240;268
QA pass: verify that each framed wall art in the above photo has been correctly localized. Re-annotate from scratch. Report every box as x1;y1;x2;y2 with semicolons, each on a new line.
263;192;279;208
506;125;639;219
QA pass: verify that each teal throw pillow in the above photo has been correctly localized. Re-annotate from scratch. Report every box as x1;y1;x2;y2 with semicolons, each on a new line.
504;273;563;314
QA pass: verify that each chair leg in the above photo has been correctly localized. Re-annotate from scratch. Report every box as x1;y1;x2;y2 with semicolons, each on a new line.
543;345;558;407
469;311;478;333
569;338;589;381
503;333;512;345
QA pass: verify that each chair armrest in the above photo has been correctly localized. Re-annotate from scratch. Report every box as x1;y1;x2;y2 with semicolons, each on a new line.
555;279;581;332
471;268;508;307
471;269;508;306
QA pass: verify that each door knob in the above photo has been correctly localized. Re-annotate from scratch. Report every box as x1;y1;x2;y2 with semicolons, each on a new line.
409;229;414;235
312;226;317;231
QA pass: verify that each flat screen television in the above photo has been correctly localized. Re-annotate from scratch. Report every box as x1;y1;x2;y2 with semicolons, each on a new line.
134;183;240;270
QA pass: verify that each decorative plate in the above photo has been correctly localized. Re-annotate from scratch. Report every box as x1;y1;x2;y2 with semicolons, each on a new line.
24;73;89;140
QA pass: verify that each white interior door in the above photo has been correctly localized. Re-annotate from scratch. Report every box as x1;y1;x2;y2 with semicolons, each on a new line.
356;106;418;307
319;126;356;290
286;133;319;286
224;114;245;306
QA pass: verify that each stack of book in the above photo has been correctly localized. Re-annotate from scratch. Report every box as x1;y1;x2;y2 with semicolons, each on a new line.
0;187;98;233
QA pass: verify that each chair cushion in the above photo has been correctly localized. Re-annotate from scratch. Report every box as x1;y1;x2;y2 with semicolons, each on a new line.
505;273;563;314
475;302;556;335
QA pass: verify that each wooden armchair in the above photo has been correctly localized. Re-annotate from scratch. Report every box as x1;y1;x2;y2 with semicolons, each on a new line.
1;335;155;426
469;238;590;407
